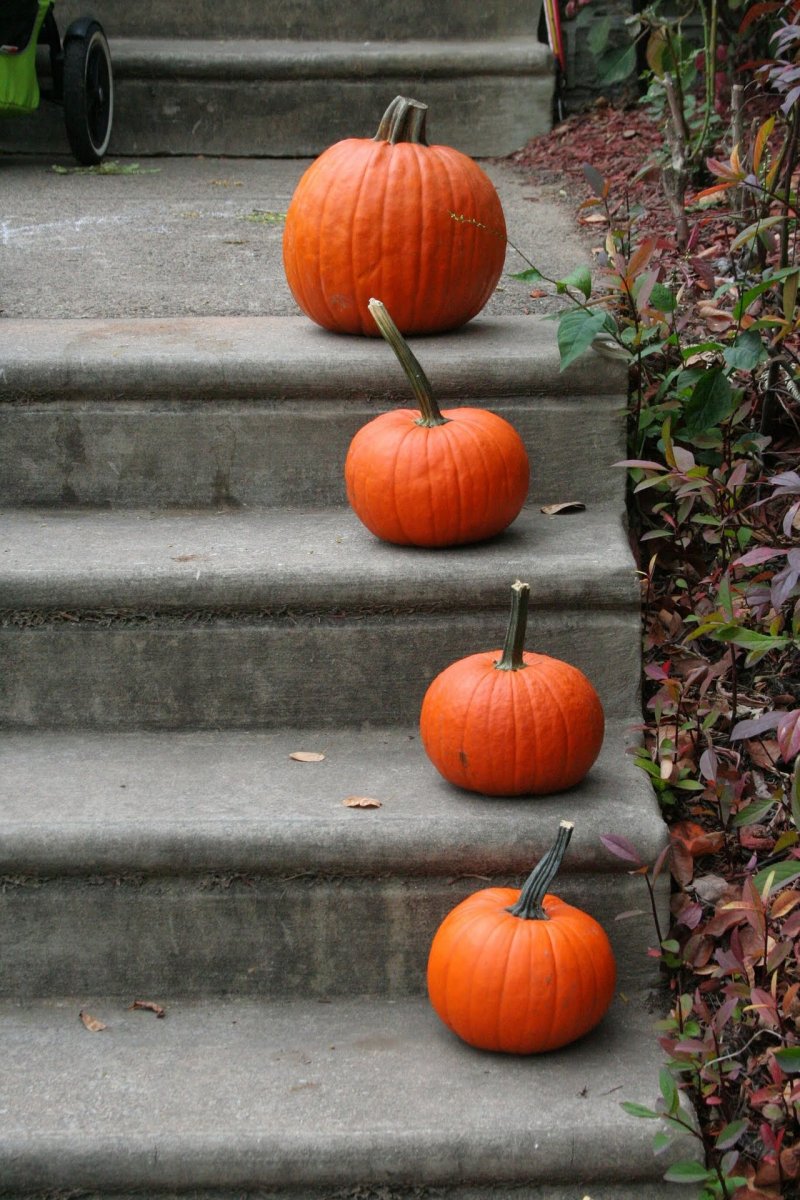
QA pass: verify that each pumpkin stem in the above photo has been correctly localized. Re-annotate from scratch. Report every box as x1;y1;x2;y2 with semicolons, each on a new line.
494;580;530;672
373;96;429;145
368;299;449;428
508;821;574;921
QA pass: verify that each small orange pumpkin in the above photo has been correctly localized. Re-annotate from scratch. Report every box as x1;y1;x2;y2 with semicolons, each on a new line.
427;820;617;1053
344;300;529;547
282;95;506;336
420;580;604;794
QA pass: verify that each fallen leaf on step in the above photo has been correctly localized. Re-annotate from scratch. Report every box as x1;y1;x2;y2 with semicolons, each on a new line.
343;795;382;809
289;751;326;763
80;1010;107;1032
540;501;586;515
129;999;166;1018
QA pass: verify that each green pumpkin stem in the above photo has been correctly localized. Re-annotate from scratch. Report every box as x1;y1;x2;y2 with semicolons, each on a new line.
508;821;574;921
368;299;449;428
495;579;530;672
373;96;429;145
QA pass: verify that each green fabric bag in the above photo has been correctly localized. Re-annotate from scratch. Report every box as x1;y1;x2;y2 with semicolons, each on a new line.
0;0;50;115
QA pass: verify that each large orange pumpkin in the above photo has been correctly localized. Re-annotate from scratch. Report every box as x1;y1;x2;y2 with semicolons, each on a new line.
427;821;617;1053
420;580;604;794
344;300;529;547
282;95;507;336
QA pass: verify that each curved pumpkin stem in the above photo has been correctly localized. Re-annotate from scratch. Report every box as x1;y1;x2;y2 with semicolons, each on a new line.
508;820;574;921
368;299;449;428
495;579;530;672
373;96;429;145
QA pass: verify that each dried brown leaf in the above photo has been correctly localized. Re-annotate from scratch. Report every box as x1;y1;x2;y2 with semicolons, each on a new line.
130;999;166;1018
289;751;326;763
343;795;382;809
540;501;586;516
80;1010;107;1032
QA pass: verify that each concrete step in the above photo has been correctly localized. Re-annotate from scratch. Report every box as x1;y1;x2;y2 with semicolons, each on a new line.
0;317;627;509
0;38;553;157
0;157;587;323
56;0;542;41
0;723;663;996
0;994;684;1196
0;505;640;729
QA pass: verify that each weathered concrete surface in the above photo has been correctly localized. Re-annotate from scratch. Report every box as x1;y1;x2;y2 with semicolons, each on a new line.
0;610;639;727
0;724;662;877
0;721;663;995
0;158;581;320
0;995;686;1193
0;39;552;158
55;0;542;40
0;506;638;612
0;505;639;720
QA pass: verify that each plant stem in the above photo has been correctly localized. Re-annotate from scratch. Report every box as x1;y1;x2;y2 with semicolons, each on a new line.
507;821;574;920
495;579;530;672
691;0;718;165
367;299;449;426
661;73;690;251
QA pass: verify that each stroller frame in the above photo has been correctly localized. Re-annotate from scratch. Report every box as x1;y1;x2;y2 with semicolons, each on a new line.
0;0;113;164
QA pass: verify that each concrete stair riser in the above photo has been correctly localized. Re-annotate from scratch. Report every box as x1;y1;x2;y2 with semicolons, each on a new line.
55;1;542;40
0;609;640;728
0;1188;684;1200
2;872;663;999
0;399;626;510
0;40;552;157
0;317;628;509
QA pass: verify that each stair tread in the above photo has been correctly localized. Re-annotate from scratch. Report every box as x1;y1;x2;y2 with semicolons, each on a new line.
0;721;661;875
1;993;672;1191
0;315;625;400
0;506;636;613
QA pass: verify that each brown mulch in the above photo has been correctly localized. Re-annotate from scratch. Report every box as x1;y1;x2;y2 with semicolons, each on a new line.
509;100;677;241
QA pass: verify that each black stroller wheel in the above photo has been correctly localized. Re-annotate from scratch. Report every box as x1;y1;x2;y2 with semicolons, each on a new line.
63;21;113;164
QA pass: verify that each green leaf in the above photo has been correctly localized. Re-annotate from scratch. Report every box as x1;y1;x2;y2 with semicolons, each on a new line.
731;213;787;253
652;1131;673;1154
557;308;609;371
511;266;546;283
557;265;592;300
774;1047;800;1073
682;370;734;435
681;342;724;359
659;1067;680;1114
709;624;789;652
715;1118;748;1149
753;861;800;894
732;796;778;827
596;43;637;85
663;1160;714;1183
733;267;800;319
649;282;677;312
588;14;612;54
621;1101;661;1119
724;329;767;372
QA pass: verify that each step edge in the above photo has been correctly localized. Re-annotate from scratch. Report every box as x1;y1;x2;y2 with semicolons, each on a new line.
108;37;553;81
0;317;627;401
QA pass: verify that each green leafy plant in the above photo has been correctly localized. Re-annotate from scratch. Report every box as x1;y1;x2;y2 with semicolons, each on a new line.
512;14;800;1189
